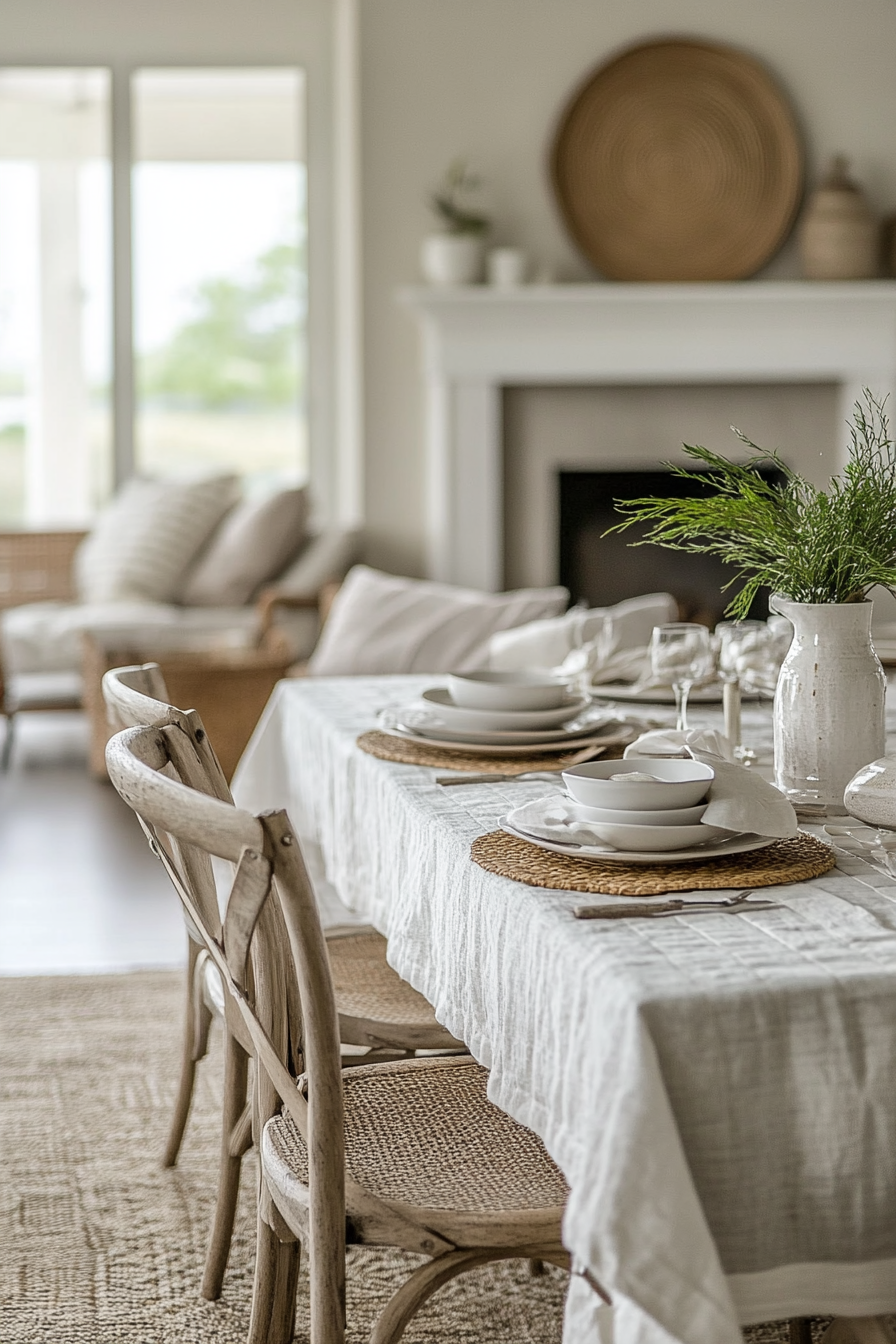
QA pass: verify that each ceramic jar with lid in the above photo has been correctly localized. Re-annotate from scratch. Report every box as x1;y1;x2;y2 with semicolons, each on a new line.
798;155;879;280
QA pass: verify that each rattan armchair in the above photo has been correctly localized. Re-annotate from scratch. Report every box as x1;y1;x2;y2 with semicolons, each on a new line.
102;662;462;1304
0;530;86;765
105;719;571;1344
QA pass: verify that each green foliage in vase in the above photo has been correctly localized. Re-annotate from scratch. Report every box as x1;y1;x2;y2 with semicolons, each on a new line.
429;159;490;236
608;394;896;618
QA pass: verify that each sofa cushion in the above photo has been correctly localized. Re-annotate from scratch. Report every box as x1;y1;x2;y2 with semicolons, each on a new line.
274;526;362;598
180;487;310;607
74;475;239;604
0;601;261;676
306;565;569;675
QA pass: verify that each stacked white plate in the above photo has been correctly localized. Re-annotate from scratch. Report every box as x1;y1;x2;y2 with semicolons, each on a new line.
502;757;773;863
383;671;627;756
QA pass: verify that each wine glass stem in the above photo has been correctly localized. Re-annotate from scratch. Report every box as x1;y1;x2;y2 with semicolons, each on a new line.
676;681;692;732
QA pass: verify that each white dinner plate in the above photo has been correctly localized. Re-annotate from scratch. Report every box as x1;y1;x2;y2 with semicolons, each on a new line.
381;726;632;757
500;818;774;865
420;687;590;732
400;712;619;747
588;682;725;705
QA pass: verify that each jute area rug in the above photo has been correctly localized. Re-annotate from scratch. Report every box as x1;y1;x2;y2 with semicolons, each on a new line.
0;971;832;1343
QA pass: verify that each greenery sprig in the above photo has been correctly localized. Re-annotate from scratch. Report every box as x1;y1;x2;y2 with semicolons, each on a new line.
607;393;896;619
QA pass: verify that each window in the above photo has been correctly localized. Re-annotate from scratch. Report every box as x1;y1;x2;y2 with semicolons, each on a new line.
0;70;111;526
132;70;307;496
0;65;307;526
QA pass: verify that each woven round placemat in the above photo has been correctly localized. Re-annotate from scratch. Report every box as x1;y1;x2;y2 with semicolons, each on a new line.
550;38;803;280
472;830;835;896
356;729;625;774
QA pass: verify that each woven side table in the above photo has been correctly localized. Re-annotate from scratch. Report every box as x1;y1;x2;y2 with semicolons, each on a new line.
82;628;294;780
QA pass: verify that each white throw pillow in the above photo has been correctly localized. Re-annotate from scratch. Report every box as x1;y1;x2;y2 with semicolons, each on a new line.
75;475;239;604
306;565;569;675
274;526;362;598
488;592;678;671
180;487;309;607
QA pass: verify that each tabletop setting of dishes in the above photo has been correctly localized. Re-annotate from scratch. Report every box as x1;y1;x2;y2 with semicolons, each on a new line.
359;646;846;915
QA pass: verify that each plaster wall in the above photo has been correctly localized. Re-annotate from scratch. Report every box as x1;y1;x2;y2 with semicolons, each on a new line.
359;0;896;576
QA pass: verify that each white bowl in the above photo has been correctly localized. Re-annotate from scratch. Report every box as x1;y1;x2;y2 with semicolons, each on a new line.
589;820;728;852
421;687;588;733
447;670;570;712
570;800;708;827
562;757;714;810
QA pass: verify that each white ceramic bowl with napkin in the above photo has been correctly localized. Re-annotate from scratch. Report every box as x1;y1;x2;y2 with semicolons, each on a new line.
447;670;569;712
622;730;799;839
562;758;714;810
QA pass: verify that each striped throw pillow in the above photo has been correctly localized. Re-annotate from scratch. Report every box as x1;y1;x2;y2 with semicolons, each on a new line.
75;475;240;604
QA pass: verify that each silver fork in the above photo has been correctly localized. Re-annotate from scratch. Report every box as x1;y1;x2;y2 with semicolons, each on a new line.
573;889;779;920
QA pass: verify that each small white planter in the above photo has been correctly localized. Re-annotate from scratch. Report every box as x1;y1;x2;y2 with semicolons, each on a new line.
420;233;484;286
771;595;886;811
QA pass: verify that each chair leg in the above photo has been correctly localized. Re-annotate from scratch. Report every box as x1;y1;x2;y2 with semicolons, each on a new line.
270;1238;301;1344
248;1213;282;1344
162;938;212;1168
201;1029;250;1300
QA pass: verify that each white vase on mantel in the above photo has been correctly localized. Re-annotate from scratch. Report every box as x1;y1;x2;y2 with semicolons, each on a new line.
420;233;485;286
770;595;886;812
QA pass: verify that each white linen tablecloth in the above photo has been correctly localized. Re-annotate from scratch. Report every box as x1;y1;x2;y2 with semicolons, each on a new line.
233;676;896;1344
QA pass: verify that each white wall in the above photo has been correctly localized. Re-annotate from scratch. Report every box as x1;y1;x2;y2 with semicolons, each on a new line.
359;0;896;577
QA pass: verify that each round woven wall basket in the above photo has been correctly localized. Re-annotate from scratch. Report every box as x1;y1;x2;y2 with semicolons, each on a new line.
550;38;804;281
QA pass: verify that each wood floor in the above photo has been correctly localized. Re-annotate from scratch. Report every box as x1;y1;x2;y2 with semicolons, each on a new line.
0;712;185;975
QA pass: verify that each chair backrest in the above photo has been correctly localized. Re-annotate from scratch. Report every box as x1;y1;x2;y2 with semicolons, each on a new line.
102;662;232;803
102;662;234;938
106;721;347;1339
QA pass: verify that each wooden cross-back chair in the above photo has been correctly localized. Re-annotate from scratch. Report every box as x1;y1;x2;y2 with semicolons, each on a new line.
101;663;462;1304
106;720;571;1344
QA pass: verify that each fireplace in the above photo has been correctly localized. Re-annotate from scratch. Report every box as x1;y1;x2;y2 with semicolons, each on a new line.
558;467;783;625
401;282;896;592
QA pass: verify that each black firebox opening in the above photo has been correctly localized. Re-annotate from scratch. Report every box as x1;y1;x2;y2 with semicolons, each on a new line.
558;467;785;626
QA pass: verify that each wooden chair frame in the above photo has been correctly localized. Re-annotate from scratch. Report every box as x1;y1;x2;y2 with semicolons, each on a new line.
102;663;462;1308
106;722;569;1344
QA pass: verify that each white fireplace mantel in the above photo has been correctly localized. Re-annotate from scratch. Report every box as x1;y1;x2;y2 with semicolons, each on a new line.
400;281;896;591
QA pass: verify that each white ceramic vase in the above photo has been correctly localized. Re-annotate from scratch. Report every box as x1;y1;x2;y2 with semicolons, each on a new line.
770;595;886;810
420;233;484;286
844;757;896;828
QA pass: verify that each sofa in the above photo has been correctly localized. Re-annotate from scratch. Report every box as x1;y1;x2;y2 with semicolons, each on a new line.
0;475;360;736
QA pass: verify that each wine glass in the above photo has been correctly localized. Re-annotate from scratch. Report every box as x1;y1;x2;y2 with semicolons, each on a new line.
650;623;714;731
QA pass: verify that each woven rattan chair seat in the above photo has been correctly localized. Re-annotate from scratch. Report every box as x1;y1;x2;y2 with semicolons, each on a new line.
327;929;443;1029
264;1057;569;1216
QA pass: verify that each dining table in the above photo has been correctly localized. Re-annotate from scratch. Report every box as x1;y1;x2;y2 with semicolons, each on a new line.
232;673;896;1344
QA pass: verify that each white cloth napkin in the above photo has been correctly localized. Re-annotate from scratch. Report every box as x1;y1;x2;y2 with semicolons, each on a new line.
487;593;677;674
623;729;799;839
506;794;638;848
624;727;735;761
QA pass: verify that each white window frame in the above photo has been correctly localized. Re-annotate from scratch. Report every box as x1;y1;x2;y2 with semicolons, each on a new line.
0;0;364;531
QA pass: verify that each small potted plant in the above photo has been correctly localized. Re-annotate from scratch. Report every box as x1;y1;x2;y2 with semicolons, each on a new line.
609;394;896;808
421;160;490;286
